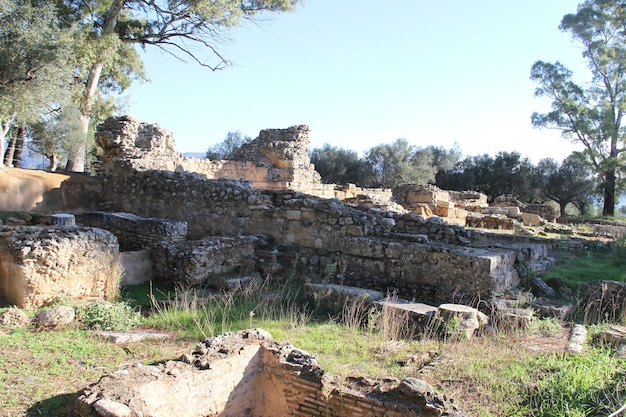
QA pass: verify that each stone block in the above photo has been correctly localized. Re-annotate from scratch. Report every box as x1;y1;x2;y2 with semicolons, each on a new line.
137;218;187;238
375;300;437;329
521;212;543;226
82;211;111;228
305;283;385;313
285;210;302;221
0;226;121;308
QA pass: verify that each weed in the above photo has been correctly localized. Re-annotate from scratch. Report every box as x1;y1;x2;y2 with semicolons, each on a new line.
529;317;563;337
76;300;141;331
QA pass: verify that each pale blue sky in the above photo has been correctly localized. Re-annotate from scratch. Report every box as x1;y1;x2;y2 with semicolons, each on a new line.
124;0;587;162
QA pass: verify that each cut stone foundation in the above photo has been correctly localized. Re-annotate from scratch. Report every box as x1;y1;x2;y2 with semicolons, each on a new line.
75;330;461;417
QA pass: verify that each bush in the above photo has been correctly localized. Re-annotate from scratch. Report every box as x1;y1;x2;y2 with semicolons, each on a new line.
76;301;141;331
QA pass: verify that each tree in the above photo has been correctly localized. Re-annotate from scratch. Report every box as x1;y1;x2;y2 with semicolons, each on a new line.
59;0;301;172
490;151;540;203
536;154;596;215
437;151;541;203
428;144;462;185
365;139;436;188
0;0;72;168
29;104;85;171
206;131;252;160
531;0;626;216
310;144;373;185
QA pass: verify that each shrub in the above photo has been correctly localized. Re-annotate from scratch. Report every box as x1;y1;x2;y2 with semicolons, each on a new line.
76;301;141;331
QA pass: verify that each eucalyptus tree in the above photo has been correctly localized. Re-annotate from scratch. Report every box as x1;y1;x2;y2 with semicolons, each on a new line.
0;0;72;168
531;0;626;216
59;0;301;172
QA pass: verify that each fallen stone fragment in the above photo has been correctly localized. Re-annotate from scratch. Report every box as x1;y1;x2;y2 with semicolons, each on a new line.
532;277;556;298
34;306;75;329
93;398;133;417
0;307;30;328
566;324;587;354
438;303;482;339
95;330;170;344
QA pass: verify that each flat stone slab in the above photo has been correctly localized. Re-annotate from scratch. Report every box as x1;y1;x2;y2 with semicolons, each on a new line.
305;283;386;303
375;300;437;328
96;331;170;344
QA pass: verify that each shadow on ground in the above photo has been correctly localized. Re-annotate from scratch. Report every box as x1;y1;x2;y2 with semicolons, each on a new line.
27;392;80;417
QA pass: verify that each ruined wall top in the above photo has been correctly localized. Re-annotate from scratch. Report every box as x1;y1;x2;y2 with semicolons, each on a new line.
233;125;310;165
96;116;178;160
95;118;322;188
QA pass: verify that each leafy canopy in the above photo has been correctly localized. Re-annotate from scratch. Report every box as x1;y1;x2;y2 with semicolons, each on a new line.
531;0;626;216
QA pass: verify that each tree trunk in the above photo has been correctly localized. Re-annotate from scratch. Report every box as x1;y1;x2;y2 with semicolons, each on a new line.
602;169;616;217
48;153;58;172
69;0;123;173
13;126;25;167
0;117;15;170
3;129;15;167
559;201;567;217
66;114;90;172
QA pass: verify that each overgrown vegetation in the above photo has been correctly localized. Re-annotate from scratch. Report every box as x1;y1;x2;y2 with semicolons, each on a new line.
542;241;626;290
2;246;626;416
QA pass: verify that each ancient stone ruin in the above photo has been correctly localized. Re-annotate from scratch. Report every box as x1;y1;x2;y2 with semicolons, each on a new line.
75;329;461;417
2;115;620;416
0;115;556;309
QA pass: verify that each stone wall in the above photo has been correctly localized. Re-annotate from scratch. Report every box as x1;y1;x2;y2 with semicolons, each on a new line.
75;330;459;417
0;226;121;308
95;116;338;196
101;168;526;304
0;168;104;214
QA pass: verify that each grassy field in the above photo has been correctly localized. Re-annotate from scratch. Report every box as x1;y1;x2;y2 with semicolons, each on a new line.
1;247;626;416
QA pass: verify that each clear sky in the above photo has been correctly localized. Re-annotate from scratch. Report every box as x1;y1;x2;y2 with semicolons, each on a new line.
124;0;587;162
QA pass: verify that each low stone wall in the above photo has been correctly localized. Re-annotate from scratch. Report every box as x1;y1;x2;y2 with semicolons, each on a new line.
102;168;529;303
82;211;187;251
151;237;256;287
75;330;459;417
0;226;121;308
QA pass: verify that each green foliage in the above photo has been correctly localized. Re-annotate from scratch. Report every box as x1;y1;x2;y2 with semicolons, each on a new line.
0;0;74;165
365;138;437;188
28;103;85;171
531;0;626;216
0;0;72;122
206;130;252;159
524;349;625;417
541;246;626;290
438;151;542;203
310;143;373;186
76;301;141;330
529;317;563;338
536;155;596;216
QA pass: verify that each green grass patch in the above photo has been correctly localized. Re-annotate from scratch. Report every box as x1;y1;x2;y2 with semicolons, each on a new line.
542;246;626;290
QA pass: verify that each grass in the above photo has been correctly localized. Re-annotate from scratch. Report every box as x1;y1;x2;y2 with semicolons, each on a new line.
542;242;626;290
2;247;626;417
0;326;191;416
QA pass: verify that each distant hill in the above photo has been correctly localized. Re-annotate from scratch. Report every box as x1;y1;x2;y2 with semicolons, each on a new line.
183;152;206;158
